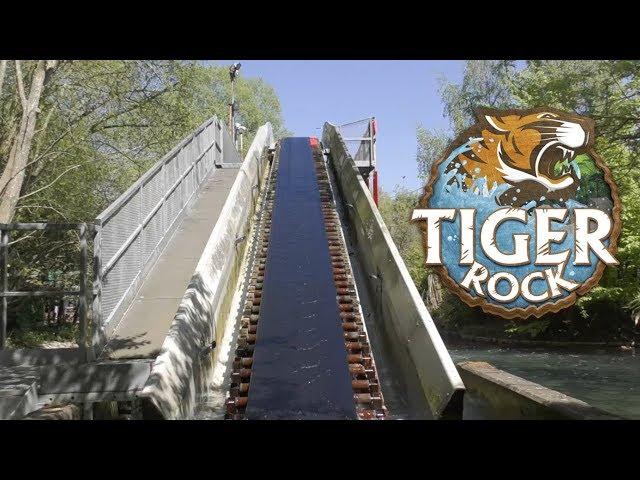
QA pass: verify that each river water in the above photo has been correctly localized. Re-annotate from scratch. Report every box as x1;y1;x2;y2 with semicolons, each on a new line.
447;341;640;419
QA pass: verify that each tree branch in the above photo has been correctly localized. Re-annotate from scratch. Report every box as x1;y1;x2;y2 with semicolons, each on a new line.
7;230;37;246
0;60;7;96
17;204;68;220
101;122;152;130
88;84;174;133
18;163;82;200
30;106;57;180
14;60;27;110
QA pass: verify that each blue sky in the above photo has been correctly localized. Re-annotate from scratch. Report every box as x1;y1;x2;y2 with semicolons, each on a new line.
215;60;465;192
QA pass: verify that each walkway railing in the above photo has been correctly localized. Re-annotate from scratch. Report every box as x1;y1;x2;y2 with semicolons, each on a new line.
93;115;241;356
337;117;378;204
337;117;376;174
0;223;89;360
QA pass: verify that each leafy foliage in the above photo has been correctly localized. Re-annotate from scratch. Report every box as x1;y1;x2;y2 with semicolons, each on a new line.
438;60;518;132
378;187;426;289
1;60;286;346
416;126;449;181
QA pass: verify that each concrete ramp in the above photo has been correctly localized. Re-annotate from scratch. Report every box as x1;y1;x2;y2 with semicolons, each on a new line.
139;124;274;419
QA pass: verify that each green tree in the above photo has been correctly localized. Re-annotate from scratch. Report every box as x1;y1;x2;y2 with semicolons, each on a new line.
1;60;286;225
439;60;517;133
416;126;449;181
378;187;428;294
0;60;286;346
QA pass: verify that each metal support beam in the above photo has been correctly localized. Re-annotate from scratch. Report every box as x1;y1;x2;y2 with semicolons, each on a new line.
92;224;102;360
0;223;90;357
1;229;8;349
79;223;88;362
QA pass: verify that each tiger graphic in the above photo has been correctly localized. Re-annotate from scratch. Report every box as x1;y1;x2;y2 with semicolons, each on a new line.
445;108;595;208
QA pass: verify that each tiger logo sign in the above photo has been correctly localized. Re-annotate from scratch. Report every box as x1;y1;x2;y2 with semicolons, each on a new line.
412;107;621;319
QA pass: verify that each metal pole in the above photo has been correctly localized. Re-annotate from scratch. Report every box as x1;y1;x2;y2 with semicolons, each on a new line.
91;224;102;360
229;81;235;141
370;117;379;206
373;170;379;207
228;63;241;144
369;118;374;168
372;118;377;168
218;119;223;166
0;229;7;349
138;184;144;270
78;224;88;361
161;162;166;234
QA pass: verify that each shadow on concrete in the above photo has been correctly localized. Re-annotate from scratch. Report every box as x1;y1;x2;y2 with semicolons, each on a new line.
102;333;154;359
139;272;216;419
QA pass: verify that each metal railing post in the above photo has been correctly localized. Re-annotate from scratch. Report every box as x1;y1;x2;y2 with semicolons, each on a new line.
138;184;143;272
0;228;8;349
78;223;88;361
161;162;166;234
219;123;224;166
180;148;185;210
91;223;102;360
369;118;374;168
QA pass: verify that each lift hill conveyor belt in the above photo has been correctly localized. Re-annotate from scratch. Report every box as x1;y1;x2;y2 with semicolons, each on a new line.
225;137;387;419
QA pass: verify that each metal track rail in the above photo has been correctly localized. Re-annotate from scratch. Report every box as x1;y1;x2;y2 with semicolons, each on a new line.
225;143;278;419
225;138;387;420
312;141;387;419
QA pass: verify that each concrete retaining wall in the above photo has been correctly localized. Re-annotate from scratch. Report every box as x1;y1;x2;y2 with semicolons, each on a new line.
322;123;465;419
138;124;273;419
457;361;622;420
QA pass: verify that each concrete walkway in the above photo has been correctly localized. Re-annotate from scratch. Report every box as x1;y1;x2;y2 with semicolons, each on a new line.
102;167;240;360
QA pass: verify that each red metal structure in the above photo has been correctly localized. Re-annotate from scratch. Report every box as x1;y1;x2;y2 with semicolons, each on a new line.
372;169;379;206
